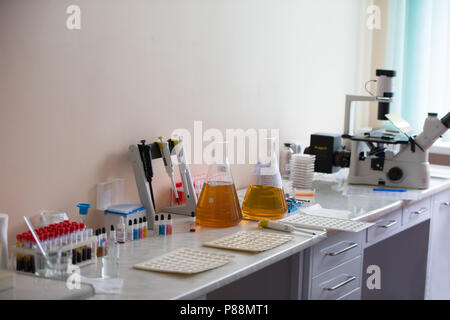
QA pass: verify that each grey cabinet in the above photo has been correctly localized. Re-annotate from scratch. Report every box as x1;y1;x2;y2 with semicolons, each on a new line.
302;231;364;300
426;189;450;299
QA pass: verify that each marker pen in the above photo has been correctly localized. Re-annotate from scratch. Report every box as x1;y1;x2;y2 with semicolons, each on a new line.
373;188;407;192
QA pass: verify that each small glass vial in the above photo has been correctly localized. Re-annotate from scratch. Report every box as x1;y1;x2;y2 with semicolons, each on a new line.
133;219;138;240
127;220;134;242
166;214;173;235
159;214;166;235
102;236;120;279
142;216;148;238
117;217;126;244
154;215;159;236
138;218;143;239
189;212;196;232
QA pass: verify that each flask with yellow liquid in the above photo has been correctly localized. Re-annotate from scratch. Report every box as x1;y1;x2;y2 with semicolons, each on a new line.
242;137;287;220
195;141;242;227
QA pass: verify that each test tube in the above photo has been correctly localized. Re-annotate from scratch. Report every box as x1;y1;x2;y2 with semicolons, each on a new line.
16;234;24;271
86;228;93;260
71;226;77;265
96;229;103;257
102;227;108;256
80;224;87;261
25;233;33;273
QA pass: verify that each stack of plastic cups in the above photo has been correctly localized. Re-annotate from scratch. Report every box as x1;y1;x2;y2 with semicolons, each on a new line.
290;154;316;190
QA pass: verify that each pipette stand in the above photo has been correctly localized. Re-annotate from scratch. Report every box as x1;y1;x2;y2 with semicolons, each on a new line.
130;139;198;230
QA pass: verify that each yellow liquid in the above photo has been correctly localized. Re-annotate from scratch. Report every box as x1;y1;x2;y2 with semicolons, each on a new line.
195;182;243;227
242;185;287;220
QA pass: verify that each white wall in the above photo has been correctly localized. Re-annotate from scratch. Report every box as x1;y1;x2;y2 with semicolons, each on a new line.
0;0;369;245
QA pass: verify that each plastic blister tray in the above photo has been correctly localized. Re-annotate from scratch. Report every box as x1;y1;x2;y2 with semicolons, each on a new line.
203;230;294;253
281;213;374;232
133;248;234;274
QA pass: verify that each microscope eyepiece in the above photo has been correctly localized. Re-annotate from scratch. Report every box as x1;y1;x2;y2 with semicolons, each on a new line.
375;69;396;120
441;111;450;128
376;69;396;77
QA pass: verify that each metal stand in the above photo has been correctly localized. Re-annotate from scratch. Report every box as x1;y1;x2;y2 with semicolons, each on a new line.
163;142;197;217
129;138;197;230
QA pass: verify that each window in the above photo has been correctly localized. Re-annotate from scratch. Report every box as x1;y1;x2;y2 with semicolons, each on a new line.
385;0;450;143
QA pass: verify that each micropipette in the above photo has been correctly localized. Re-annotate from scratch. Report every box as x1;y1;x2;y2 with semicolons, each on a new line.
156;137;180;205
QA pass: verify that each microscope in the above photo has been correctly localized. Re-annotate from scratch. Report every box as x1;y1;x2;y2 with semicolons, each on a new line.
305;69;450;189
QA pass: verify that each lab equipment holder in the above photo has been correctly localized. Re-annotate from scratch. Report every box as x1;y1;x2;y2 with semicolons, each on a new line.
129;137;197;230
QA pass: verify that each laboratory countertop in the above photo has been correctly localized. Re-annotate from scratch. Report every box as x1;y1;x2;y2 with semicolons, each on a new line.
83;218;325;300
312;166;450;222
83;165;450;300
5;165;450;300
0;272;95;300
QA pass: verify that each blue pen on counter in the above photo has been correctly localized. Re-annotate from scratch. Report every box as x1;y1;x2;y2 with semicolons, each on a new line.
373;188;407;192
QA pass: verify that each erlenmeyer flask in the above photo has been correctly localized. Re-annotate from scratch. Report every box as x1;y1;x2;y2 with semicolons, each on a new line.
242;137;287;220
195;141;242;227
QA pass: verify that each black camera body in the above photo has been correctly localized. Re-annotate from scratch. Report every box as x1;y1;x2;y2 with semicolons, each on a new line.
304;133;350;174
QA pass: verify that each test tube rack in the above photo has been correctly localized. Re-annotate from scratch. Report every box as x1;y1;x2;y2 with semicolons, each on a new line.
12;236;98;278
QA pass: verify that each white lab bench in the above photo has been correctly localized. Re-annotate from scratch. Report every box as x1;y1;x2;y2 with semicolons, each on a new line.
3;165;450;300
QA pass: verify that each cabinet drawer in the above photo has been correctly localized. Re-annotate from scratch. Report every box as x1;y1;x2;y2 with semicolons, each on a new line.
403;197;431;228
310;255;362;300
366;209;402;246
312;231;363;277
337;287;361;300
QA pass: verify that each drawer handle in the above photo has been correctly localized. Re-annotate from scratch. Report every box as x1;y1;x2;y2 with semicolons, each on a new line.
411;207;428;215
442;202;450;207
376;220;397;229
324;276;357;291
325;242;358;256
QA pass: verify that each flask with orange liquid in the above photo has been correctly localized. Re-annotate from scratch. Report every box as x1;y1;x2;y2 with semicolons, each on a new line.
242;137;287;220
195;141;242;227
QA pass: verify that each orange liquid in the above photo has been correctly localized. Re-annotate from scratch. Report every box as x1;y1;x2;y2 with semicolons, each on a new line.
242;185;287;220
195;182;243;227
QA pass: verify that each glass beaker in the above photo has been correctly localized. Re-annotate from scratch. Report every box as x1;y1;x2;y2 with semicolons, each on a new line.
242;137;287;220
195;141;242;227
